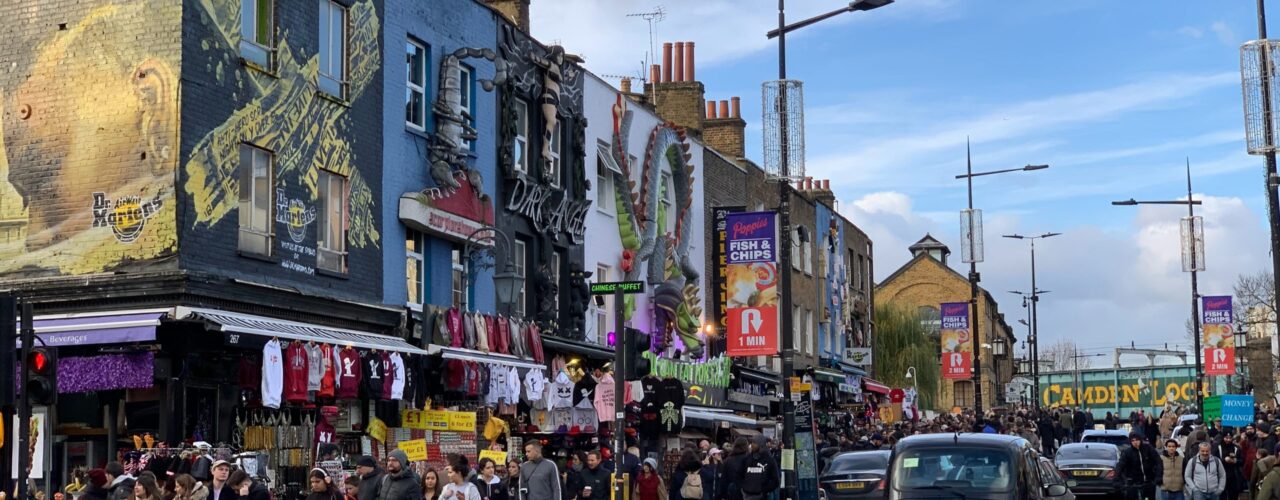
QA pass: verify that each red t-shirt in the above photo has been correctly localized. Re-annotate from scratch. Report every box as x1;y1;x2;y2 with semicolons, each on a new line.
284;342;309;404
380;351;394;401
318;344;336;398
337;347;362;399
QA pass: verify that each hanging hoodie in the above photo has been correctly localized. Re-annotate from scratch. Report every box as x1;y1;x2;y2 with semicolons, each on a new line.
337;347;362;399
432;309;449;347
463;312;477;349
318;344;336;398
548;370;575;409
527;322;546;363
573;375;597;410
284;341;310;404
499;317;516;357
362;350;384;399
261;339;284;409
389;352;406;400
487;315;504;354
659;378;685;434
306;343;324;392
506;367;522;403
447;308;463;348
380;351;394;400
474;314;489;352
593;374;616;423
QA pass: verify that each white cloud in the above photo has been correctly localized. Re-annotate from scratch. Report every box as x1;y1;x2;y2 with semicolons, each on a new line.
1178;26;1205;39
1211;21;1238;45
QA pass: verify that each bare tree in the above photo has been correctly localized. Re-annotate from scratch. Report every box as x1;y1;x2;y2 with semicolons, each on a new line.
1042;339;1092;371
1234;271;1277;403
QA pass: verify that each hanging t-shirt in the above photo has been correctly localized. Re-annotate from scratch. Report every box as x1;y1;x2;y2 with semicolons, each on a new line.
306;343;324;392
593;374;616;423
363;350;384;399
380;351;394;400
487;365;508;405
284;341;310;404
336;347;362;399
573;376;597;410
318;344;336;398
505;367;522;403
315;416;335;447
525;370;546;407
639;376;662;437
261;339;284;409
389;353;406;400
659;378;685;434
548;370;574;409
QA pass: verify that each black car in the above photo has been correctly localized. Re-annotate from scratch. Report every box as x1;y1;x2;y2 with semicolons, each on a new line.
819;450;891;499
885;433;1072;500
1054;443;1122;497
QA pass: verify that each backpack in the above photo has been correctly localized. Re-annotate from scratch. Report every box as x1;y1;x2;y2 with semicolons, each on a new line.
680;471;704;499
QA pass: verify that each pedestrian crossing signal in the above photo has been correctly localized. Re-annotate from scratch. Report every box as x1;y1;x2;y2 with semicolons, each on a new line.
25;348;56;407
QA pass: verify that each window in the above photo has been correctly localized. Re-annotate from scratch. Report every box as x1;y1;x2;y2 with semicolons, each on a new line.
552;251;562;289
316;170;347;273
405;40;426;129
459;65;474;149
855;254;864;290
793;304;802;354
513;239;527;317
918;306;941;336
406;230;424;304
548;122;561;186
953;380;974;408
660;172;673;233
596;264;610;345
451;245;467;310
804;234;814;275
318;0;347;98
238;145;273;255
595;153;615;213
513;99;529;172
806;309;814;356
240;0;274;67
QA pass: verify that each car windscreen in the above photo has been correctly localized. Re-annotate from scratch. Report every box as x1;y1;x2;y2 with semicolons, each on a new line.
1057;446;1117;462
891;447;1014;493
828;453;889;474
1083;435;1128;446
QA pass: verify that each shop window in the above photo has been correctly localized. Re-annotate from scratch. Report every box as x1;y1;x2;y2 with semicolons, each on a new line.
318;0;347;98
451;244;467;310
316;170;347;273
548;122;561;187
405;40;426;130
240;0;274;68
953;380;974;408
238;144;273;256
513;99;529;173
513;239;527;317
406;230;424;305
459;65;475;149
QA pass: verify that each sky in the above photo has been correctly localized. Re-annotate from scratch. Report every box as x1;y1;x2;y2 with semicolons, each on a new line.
530;0;1277;362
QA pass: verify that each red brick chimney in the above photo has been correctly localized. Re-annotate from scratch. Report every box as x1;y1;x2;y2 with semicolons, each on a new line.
485;0;531;32
645;40;706;137
703;96;747;158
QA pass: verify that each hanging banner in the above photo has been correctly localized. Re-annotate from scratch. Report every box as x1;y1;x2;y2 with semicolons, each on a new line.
713;206;747;339
940;302;972;379
725;211;780;356
1202;295;1235;376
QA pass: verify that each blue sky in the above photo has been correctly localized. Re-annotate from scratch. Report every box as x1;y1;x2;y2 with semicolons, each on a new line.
532;0;1276;361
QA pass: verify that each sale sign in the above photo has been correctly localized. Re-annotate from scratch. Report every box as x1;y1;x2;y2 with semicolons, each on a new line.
940;302;972;379
725;211;780;356
1202;295;1235;376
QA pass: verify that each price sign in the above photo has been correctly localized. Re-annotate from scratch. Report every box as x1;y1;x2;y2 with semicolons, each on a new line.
447;411;477;432
402;409;427;430
479;449;508;466
366;417;387;443
423;410;450;431
398;439;428;462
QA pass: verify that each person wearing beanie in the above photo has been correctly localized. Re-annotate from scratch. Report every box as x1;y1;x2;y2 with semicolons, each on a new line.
376;450;420;500
354;456;381;500
633;457;665;500
82;469;111;500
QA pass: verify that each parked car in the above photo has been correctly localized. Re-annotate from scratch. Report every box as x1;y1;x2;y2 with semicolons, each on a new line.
1081;430;1130;448
1171;414;1200;439
1054;443;1122;497
819;450;891;500
885;433;1073;500
1038;458;1078;500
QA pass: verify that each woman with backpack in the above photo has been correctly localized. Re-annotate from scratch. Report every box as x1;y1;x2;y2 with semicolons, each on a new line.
717;439;750;500
669;450;703;500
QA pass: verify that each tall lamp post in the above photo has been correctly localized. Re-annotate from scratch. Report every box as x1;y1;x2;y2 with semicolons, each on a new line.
766;2;892;498
955;142;1047;416
1238;0;1280;355
1112;162;1205;415
1004;232;1061;413
1235;323;1249;393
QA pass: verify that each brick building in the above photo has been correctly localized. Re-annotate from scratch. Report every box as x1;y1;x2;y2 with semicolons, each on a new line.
875;235;1017;412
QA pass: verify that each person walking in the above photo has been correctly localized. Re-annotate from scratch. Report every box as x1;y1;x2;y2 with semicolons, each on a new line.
717;439;749;500
577;452;609;500
172;474;209;500
356;456;383;500
632;458;666;500
1212;434;1244;500
668;450;703;500
227;470;270;500
306;469;343;500
1258;455;1280;500
130;475;165;500
519;442;561;500
1118;432;1162;500
423;468;443;500
1158;440;1185;500
503;463;519;500
739;440;779;500
1185;442;1228;500
441;455;480;500
377;450;423;500
1253;449;1276;499
700;449;721;500
1059;409;1075;445
471;458;506;500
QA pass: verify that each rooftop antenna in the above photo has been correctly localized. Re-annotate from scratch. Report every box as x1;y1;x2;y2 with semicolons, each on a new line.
627;6;666;104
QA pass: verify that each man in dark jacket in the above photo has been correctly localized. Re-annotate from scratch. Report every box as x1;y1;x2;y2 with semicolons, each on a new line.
1073;410;1088;443
354;456;382;500
740;441;779;500
579;451;610;499
718;439;751;500
82;469;111;500
104;462;135;500
1117;432;1162;500
377;450;421;500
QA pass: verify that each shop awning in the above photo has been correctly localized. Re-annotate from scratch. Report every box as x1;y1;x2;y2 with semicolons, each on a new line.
838;362;868;377
428;345;546;371
731;427;762;437
684;406;761;427
677;429;710;440
813;368;844;384
22;309;167;347
862;377;891;395
541;335;615;360
185;307;430;356
735;365;781;385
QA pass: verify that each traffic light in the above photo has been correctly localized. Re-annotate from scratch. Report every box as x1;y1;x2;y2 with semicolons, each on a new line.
623;327;650;380
25;347;56;406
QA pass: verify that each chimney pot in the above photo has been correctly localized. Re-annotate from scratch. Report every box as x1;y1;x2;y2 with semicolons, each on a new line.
807;178;814;190
719;100;729;118
731;96;741;118
706;101;717;119
621;77;632;93
686;42;695;81
662;43;673;83
650;65;660;87
824;180;830;190
673;42;685;82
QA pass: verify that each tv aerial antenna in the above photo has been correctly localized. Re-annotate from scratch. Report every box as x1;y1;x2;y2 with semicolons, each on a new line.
627;6;665;102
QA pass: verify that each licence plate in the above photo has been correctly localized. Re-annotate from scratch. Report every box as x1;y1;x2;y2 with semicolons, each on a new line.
1073;470;1100;477
835;482;862;490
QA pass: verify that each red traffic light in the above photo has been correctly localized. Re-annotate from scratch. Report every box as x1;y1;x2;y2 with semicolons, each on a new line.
27;349;50;374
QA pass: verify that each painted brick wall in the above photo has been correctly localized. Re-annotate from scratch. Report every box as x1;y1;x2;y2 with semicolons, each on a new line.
177;0;386;303
381;0;499;311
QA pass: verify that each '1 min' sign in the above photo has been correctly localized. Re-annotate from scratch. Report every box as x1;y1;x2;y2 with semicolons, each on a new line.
590;281;646;295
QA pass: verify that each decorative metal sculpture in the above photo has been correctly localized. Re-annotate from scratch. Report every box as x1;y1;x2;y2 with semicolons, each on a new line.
429;47;508;194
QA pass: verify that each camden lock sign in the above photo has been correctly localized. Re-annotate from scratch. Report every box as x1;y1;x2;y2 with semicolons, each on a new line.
505;177;589;243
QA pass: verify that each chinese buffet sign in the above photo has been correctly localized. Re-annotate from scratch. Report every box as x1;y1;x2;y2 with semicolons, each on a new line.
1202;295;1235;376
941;302;971;379
401;409;478;432
725;211;780;357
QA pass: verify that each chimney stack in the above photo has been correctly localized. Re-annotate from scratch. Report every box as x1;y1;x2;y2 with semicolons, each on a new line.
706;101;718;119
811;178;837;207
485;0;531;33
620;77;632;93
702;94;748;158
685;42;696;81
662;43;673;83
674;42;685;82
646;40;707;137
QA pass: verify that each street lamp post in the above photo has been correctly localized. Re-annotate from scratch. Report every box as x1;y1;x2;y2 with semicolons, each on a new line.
955;141;1047;416
1236;323;1249;393
461;226;525;314
1239;0;1280;358
1112;162;1206;415
767;2;892;498
1005;232;1061;413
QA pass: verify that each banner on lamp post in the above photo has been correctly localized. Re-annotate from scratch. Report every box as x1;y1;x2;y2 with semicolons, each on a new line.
725;211;780;356
1202;295;1235;376
941;302;972;379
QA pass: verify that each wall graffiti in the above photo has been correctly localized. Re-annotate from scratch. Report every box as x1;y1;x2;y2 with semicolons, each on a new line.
183;0;381;250
0;1;180;277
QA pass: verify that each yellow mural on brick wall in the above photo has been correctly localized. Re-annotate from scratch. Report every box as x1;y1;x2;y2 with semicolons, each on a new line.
0;2;181;277
183;0;381;249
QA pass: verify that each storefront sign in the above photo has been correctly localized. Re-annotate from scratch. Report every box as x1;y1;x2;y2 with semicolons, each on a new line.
728;390;773;407
366;417;387;443
479;449;508;466
845;348;872;367
1220;395;1254;426
1039;369;1207;410
447;411;477;432
940;302;971;379
589;281;645;295
712;206;746;335
400;171;495;244
685;384;727;407
725;211;779;357
398;439;428;462
1202;295;1235;376
504;177;590;243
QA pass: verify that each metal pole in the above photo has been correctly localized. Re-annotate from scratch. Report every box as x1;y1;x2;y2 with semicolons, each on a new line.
0;296;15;496
1188;165;1205;415
1256;0;1280;367
967;143;985;417
776;1;797;499
613;287;626;500
1031;240;1041;412
18;301;32;500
